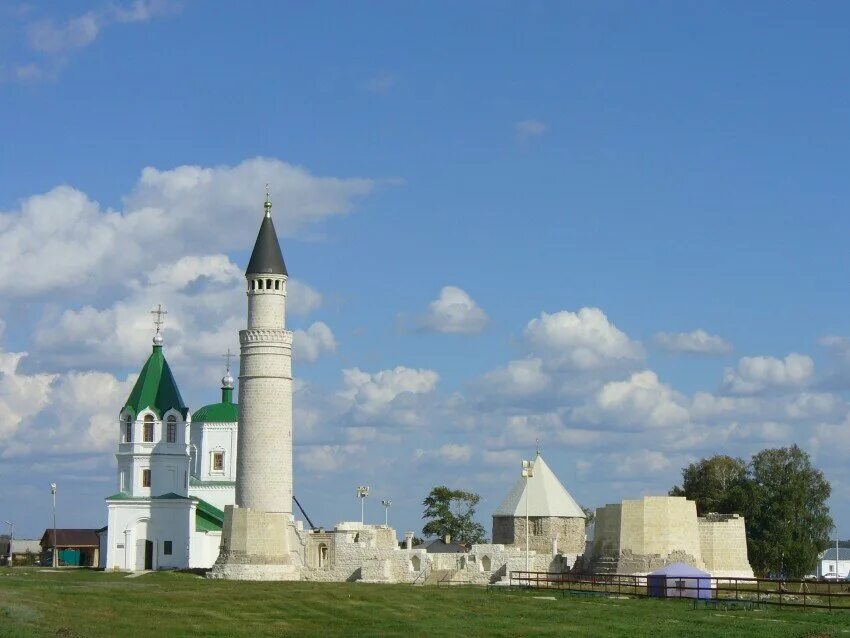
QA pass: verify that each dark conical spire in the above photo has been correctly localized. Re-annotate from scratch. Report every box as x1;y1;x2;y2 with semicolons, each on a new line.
245;191;288;276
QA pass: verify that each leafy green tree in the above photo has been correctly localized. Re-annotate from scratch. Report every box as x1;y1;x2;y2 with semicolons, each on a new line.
581;506;596;527
743;445;833;578
669;455;748;515
671;446;833;577
422;486;486;545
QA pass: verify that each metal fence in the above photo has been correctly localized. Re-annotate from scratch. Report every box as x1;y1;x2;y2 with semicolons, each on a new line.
508;571;850;611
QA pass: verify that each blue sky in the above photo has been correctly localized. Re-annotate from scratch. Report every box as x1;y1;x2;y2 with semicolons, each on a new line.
2;1;850;540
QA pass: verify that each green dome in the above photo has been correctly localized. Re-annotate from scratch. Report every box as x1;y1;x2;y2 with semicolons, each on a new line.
192;386;238;423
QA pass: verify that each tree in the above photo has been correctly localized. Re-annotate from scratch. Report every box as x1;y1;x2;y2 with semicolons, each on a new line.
422;486;486;545
581;506;596;528
671;446;834;578
743;445;832;578
669;455;748;516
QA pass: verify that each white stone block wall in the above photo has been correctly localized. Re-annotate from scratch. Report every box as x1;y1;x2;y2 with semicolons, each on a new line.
698;514;754;577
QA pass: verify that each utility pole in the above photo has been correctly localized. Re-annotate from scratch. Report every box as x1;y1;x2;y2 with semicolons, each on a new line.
356;486;370;525
50;483;57;568
521;459;535;576
381;499;392;527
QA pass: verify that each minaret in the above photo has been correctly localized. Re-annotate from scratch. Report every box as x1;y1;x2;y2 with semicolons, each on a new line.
209;189;299;580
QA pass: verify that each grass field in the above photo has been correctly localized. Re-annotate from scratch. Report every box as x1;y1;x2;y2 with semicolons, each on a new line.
1;568;848;637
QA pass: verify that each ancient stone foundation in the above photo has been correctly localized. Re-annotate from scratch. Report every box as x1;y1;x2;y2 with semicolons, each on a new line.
207;506;300;581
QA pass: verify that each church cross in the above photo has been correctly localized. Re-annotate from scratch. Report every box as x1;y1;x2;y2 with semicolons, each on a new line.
151;304;167;334
222;348;235;373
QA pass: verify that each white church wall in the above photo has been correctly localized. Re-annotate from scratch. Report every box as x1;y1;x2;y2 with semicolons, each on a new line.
196;423;238;482
190;531;223;569
189;485;236;512
104;500;194;571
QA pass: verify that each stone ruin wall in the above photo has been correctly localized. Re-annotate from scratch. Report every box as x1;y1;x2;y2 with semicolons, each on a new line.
698;513;754;578
492;515;585;556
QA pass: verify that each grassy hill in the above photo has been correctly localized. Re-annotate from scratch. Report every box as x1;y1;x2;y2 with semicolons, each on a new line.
0;568;847;637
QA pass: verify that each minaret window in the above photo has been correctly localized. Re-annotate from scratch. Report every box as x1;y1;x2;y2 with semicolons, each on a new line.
123;416;132;442
275;280;280;290
143;415;155;442
166;415;177;443
266;278;272;290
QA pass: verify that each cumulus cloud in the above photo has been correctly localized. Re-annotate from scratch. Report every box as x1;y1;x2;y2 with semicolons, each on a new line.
298;444;366;473
477;357;549;398
338;366;439;425
653;329;732;355
0;350;55;440
294;322;337;363
435;443;473;464
524;308;643;370
721;353;814;395
417;286;489;335
0;157;375;298
573;370;690;430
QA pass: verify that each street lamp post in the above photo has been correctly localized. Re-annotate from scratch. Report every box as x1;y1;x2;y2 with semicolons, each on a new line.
50;483;57;568
356;486;370;525
381;499;392;527
521;459;535;577
2;520;12;567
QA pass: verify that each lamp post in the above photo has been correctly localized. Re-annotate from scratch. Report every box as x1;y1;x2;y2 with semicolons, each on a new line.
356;486;370;524
2;520;12;567
521;459;535;576
50;483;57;568
835;526;840;579
381;499;392;527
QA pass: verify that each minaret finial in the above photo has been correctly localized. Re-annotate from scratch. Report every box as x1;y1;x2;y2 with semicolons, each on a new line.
264;183;272;218
536;437;540;456
221;348;235;388
150;304;167;345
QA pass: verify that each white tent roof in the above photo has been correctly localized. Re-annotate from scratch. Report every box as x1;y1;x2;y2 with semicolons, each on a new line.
493;453;585;518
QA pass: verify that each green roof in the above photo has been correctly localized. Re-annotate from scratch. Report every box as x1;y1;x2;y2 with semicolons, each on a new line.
195;498;225;532
192;387;237;423
105;492;192;501
123;344;187;418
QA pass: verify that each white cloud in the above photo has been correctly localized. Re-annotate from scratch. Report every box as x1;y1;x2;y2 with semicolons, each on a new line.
287;279;323;316
573;370;690;430
435;443;472;464
516;119;547;141
294;322;337;363
524;308;643;370
721;353;814;395
653;329;732;355
0;158;375;298
478;358;549;397
298;444;366;473
338;366;439;425
418;286;488;335
0;350;55;440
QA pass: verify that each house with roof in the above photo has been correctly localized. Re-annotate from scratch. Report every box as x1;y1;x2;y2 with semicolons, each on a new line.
492;452;586;560
816;547;850;579
40;529;101;566
101;325;235;571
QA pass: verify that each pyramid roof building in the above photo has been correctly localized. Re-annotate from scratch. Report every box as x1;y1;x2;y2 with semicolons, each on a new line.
123;341;187;418
493;453;585;518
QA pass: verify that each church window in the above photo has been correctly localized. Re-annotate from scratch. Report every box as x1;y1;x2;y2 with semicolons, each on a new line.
213;452;224;472
166;416;177;443
124;416;132;442
143;415;154;442
163;541;172;555
142;469;151;487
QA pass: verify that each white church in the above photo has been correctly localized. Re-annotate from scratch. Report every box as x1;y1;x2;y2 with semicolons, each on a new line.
99;323;239;571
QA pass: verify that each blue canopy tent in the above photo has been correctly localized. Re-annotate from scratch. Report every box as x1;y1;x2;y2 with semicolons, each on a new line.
647;562;712;599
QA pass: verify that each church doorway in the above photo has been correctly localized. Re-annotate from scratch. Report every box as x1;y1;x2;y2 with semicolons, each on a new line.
136;539;153;570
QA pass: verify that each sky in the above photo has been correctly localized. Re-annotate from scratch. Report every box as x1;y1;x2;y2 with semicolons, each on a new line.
1;1;850;540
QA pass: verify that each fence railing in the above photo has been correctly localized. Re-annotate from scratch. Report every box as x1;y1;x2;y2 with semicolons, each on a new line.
508;571;850;611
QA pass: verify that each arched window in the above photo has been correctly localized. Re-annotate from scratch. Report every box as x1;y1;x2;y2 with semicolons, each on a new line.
257;279;263;290
266;278;272;290
274;280;280;290
481;555;492;572
166;415;177;443
123;415;133;443
143;415;155;442
410;555;421;572
318;543;328;568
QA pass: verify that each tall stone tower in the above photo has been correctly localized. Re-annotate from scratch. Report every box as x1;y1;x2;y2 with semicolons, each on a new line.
209;192;299;580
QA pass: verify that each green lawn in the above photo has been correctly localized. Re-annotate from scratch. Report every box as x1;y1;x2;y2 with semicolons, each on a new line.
0;568;847;637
